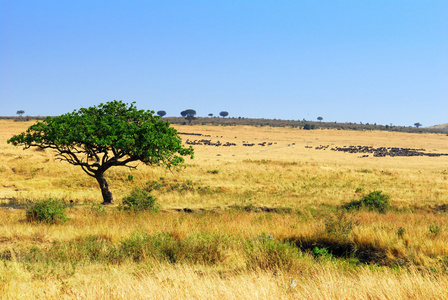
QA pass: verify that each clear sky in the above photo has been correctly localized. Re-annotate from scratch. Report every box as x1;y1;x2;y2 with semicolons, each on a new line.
1;1;447;127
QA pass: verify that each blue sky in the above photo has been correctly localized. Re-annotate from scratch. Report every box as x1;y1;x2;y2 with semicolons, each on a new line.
1;1;447;127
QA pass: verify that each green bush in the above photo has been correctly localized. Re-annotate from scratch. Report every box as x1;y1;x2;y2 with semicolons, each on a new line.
345;190;391;213
122;188;159;212
360;191;390;212
26;198;68;224
312;246;333;259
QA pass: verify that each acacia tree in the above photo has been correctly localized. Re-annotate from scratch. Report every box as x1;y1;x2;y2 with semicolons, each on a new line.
157;110;166;117
17;110;25;117
181;109;197;124
219;111;229;118
414;122;422;128
8;100;194;204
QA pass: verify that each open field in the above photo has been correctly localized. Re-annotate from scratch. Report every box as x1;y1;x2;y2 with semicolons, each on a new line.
1;119;448;299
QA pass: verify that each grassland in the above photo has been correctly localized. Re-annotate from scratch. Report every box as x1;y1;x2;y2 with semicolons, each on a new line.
1;119;448;299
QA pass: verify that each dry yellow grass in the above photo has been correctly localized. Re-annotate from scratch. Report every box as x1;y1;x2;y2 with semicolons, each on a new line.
2;119;448;299
2;120;448;209
2;262;448;299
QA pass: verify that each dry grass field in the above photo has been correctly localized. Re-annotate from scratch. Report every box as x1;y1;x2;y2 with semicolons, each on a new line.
1;119;448;299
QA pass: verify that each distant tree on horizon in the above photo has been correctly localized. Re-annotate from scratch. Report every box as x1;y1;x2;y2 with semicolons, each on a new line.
181;109;197;124
317;116;323;122
414;122;422;128
17;110;25;117
157;110;166;117
208;113;213;117
180;109;196;117
219;111;229;118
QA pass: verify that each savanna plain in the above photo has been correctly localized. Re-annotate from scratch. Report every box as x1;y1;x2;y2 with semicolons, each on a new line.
1;119;448;299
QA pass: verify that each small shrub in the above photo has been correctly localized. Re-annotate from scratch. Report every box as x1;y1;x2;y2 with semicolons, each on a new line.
361;191;390;212
324;211;360;238
355;187;365;193
146;180;162;191
345;191;391;213
312;247;332;259
122;188;159;212
26;198;68;224
397;227;405;238
207;169;220;174
429;224;441;237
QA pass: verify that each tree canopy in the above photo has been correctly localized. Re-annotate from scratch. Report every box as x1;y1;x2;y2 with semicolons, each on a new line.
8;100;194;204
219;111;229;118
156;110;166;117
181;109;197;124
181;109;196;117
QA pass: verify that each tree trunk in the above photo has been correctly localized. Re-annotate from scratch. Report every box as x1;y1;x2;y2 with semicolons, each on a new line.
95;173;114;204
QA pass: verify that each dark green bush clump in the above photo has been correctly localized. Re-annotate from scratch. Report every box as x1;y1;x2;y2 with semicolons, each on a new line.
122;188;159;212
345;191;391;213
26;198;68;224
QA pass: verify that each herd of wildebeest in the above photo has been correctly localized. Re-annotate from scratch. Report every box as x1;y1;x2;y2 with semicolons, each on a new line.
179;132;448;157
316;145;448;157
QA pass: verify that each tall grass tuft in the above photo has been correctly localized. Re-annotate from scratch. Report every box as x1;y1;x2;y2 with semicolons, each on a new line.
245;234;300;271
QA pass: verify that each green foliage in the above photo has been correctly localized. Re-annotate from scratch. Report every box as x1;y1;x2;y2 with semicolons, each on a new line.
169;180;195;193
7;101;194;172
312;247;332;259
26;198;68;224
146;180;162;191
345;191;391;213
429;224;441;237
361;191;390;212
397;227;405;238
8;100;194;204
121;188;159;212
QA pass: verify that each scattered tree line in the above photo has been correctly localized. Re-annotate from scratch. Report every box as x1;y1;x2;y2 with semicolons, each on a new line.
162;117;446;134
2;109;442;134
